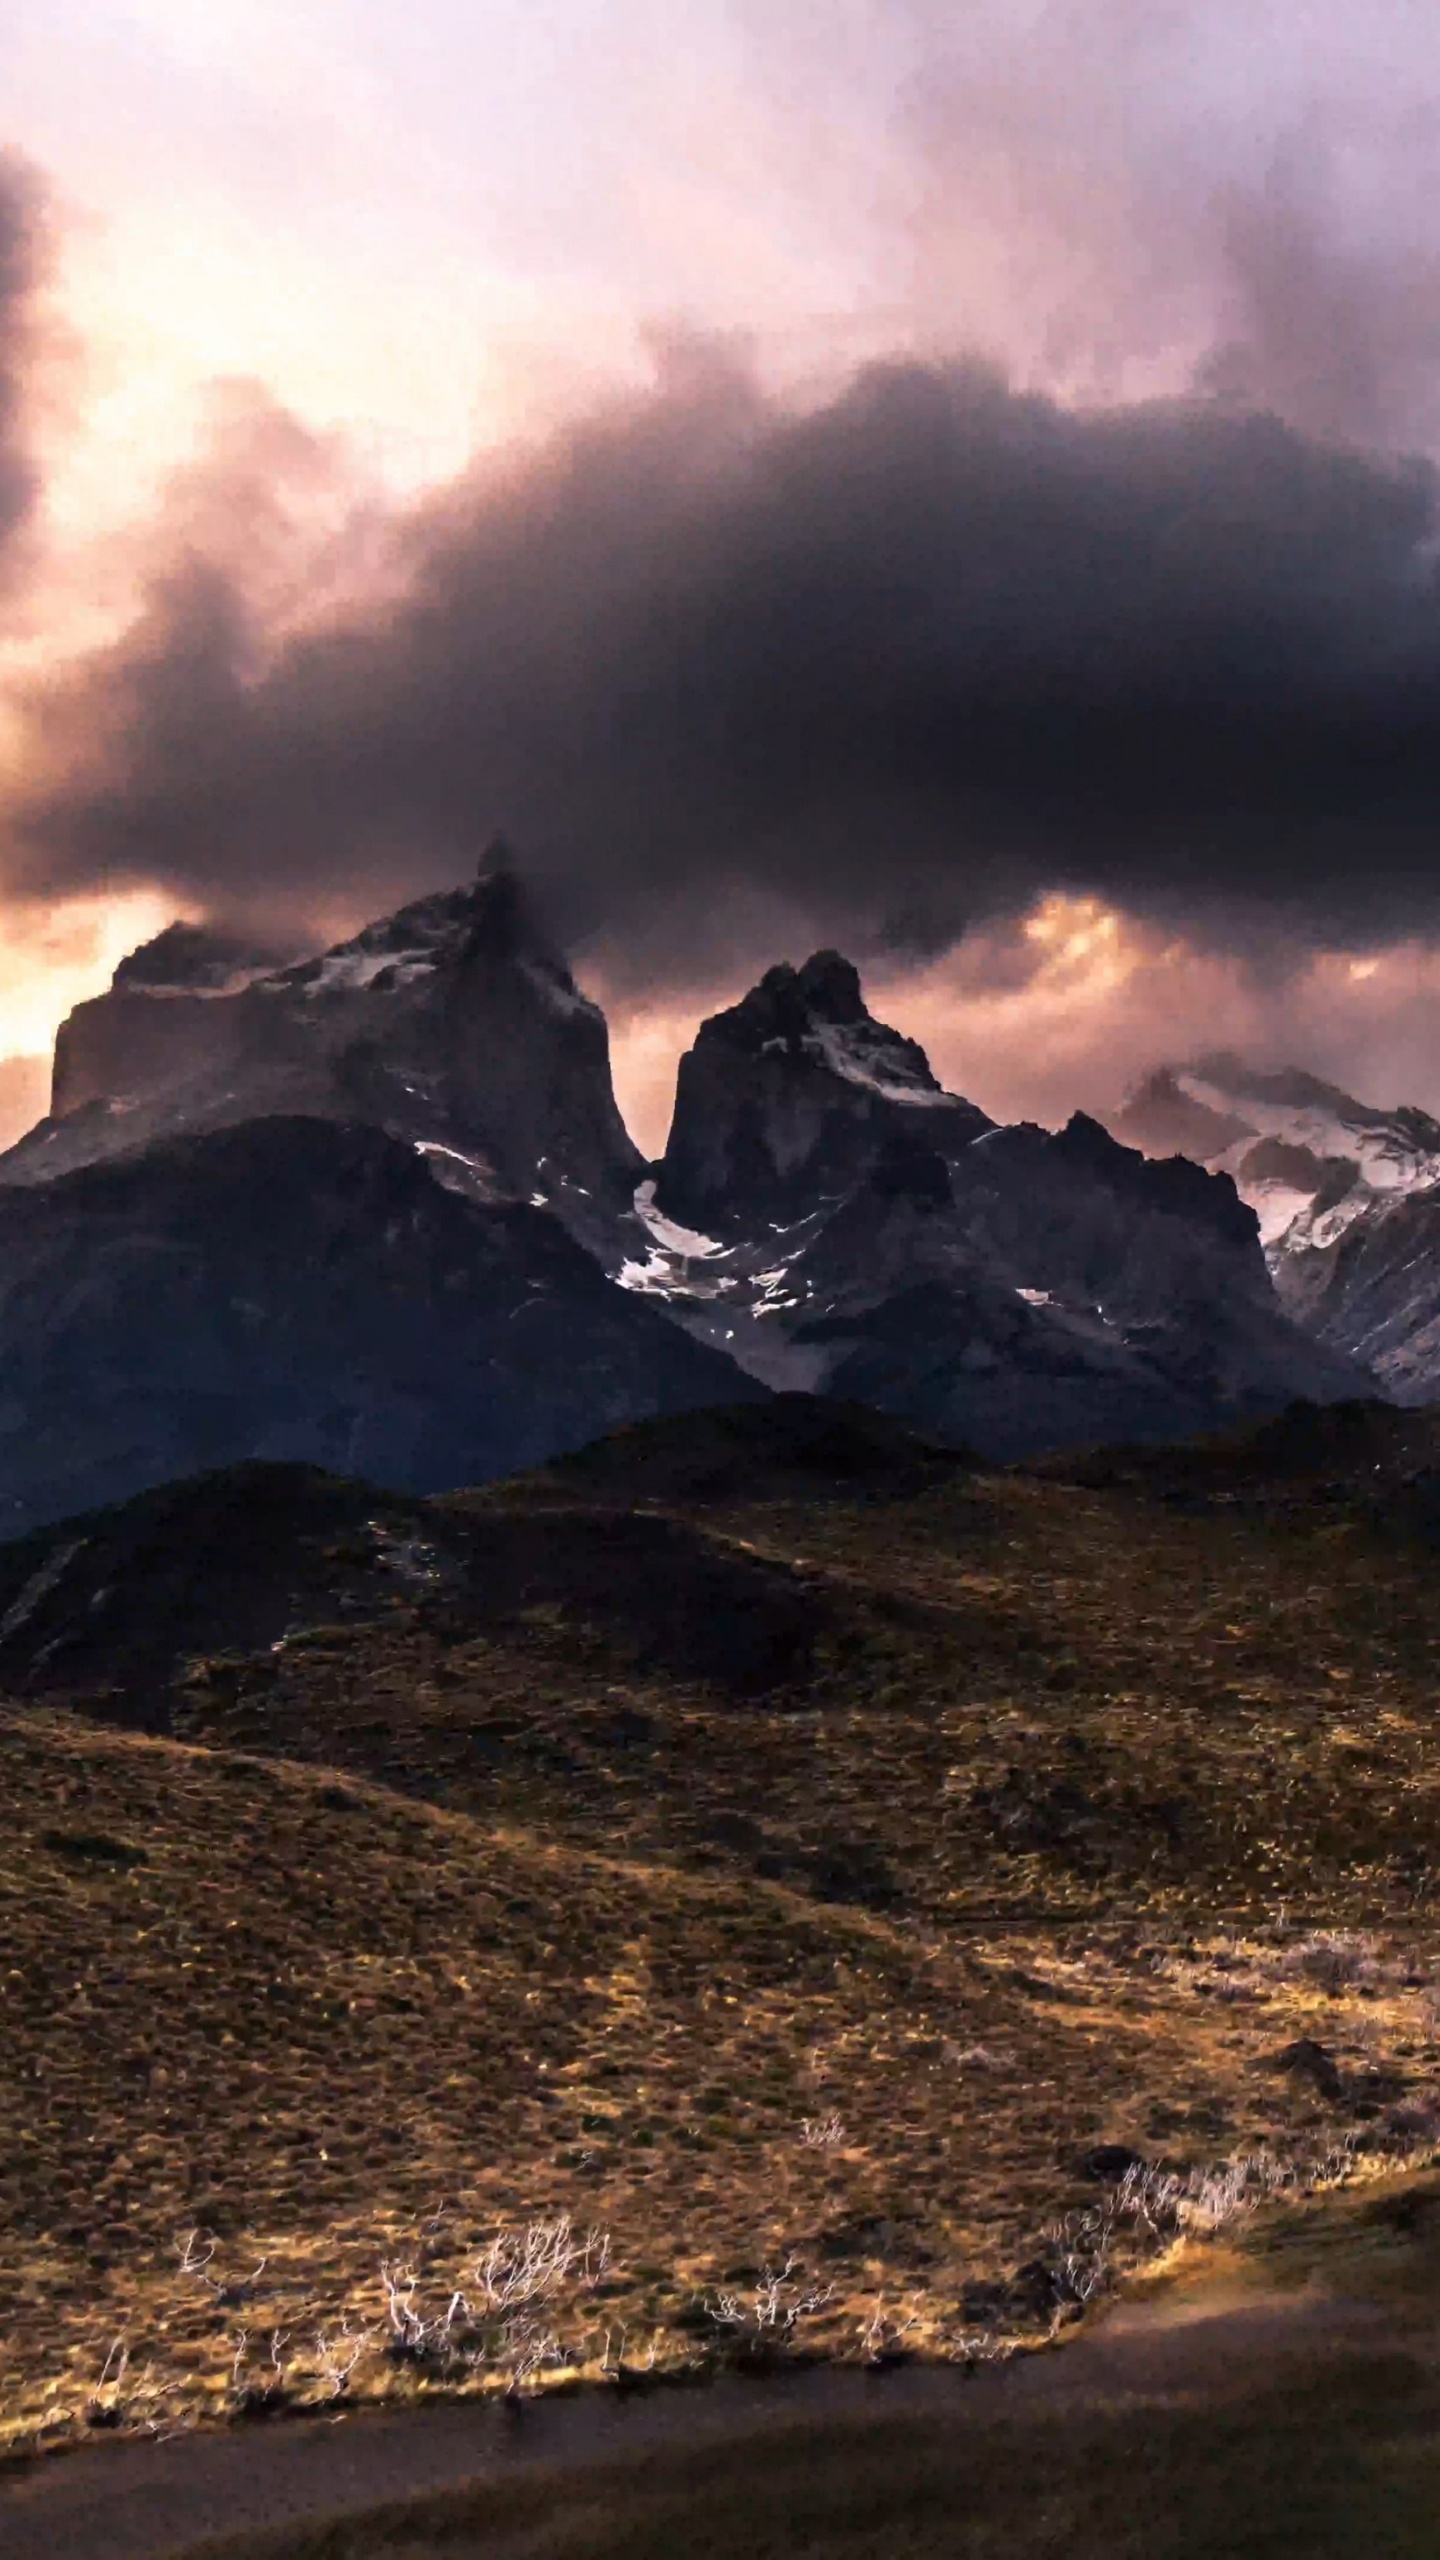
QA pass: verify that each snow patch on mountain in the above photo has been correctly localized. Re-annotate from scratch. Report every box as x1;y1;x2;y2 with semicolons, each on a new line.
1248;1183;1317;1249
808;1018;954;1106
1187;1070;1440;1195
123;965;277;1000
294;947;440;997
1113;1058;1440;1257
633;1178;727;1262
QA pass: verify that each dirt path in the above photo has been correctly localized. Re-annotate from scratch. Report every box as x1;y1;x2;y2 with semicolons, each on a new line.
0;2276;1400;2560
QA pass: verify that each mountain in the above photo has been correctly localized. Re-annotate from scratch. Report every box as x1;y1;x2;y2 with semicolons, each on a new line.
656;949;991;1229
626;964;1370;1454
0;1114;761;1535
1113;1057;1440;1248
1113;1057;1440;1403
3;851;643;1249
0;879;1375;1517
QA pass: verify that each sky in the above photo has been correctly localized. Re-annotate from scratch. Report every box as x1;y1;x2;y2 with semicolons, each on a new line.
6;1;1440;1150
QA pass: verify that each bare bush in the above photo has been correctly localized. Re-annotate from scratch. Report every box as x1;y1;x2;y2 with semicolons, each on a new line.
366;2216;613;2394
311;2320;375;2401
471;2216;610;2314
1280;1934;1384;1997
1031;2143;1326;2330
229;2327;292;2416
707;2255;835;2353
799;2113;847;2151
378;2259;471;2361
499;2322;567;2391
857;2300;920;2362
175;2227;269;2310
84;2336;131;2430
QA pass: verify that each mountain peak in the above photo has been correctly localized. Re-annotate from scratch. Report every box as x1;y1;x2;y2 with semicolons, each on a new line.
703;950;948;1098
656;951;989;1228
270;858;574;999
15;859;640;1216
793;949;866;1020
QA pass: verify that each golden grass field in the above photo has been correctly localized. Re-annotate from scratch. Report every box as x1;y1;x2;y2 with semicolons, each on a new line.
205;2178;1440;2560
5;1401;1440;2452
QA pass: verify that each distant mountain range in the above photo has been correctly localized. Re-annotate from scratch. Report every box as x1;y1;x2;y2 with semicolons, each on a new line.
0;862;1369;1528
1113;1057;1440;1402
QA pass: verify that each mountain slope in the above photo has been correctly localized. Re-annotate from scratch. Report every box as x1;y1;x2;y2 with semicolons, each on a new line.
0;1115;762;1534
630;964;1370;1453
6;1408;1440;2443
1113;1055;1440;1402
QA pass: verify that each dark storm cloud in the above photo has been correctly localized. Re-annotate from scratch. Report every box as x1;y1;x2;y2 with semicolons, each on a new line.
11;347;1440;971
0;152;46;572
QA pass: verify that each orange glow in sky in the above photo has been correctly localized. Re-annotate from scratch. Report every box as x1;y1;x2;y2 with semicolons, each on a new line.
0;887;176;1058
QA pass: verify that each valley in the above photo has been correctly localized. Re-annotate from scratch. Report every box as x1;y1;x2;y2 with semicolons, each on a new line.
3;1397;1440;2456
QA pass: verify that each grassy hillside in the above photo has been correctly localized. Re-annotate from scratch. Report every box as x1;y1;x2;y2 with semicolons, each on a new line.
5;1400;1440;2449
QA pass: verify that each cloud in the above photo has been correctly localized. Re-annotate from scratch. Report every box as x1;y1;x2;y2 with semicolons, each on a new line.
0;1051;48;1148
606;897;1440;1156
870;900;1440;1132
14;9;1440;997
897;4;1440;446
8;343;1440;981
1191;122;1440;452
0;151;47;576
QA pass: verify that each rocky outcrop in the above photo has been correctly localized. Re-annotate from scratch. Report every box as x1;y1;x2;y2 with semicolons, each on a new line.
0;1115;764;1535
8;856;643;1243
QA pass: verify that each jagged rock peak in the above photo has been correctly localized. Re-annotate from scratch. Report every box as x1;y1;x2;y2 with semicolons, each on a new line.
270;857;594;1014
1049;1110;1258;1247
656;949;991;1229
701;948;951;1106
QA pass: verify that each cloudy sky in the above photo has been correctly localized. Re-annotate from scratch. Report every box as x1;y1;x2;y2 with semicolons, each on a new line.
5;0;1440;1147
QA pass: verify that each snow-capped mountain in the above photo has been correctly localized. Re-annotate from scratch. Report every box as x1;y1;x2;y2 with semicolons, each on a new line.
1112;1056;1440;1402
1113;1058;1440;1250
622;969;1369;1450
10;849;643;1248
